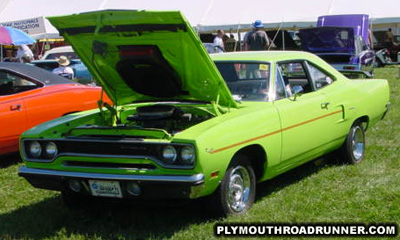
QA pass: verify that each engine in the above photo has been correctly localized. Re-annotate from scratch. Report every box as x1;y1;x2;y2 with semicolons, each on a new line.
125;104;214;135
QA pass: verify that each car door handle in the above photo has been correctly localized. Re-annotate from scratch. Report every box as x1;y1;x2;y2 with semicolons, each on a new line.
10;104;21;111
321;102;330;109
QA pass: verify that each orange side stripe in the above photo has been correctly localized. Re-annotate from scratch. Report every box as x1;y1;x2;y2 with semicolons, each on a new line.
209;109;343;154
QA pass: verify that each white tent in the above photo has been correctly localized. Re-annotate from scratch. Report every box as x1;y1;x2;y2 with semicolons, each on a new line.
0;0;400;37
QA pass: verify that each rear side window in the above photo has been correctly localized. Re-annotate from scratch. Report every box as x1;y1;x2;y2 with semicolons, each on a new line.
307;63;334;90
0;70;42;96
45;52;78;60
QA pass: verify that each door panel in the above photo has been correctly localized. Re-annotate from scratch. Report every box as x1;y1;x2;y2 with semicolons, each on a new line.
0;97;26;154
274;92;331;163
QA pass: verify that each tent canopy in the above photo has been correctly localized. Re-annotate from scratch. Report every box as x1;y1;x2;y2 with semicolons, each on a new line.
0;0;399;37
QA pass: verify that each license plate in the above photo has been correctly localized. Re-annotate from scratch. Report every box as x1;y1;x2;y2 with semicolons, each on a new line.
88;180;123;198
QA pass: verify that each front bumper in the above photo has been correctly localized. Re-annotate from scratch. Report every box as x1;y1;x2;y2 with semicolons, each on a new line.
18;166;205;199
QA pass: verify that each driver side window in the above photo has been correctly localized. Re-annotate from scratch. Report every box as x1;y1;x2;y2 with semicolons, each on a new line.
0;70;41;96
277;62;314;94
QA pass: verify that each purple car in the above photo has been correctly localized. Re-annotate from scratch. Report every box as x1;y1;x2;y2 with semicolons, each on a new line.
299;14;375;78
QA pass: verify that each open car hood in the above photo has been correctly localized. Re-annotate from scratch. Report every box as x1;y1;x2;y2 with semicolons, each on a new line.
299;27;355;53
48;10;237;108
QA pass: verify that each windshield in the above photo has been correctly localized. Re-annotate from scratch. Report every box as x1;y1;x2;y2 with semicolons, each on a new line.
215;62;271;102
299;27;355;53
45;52;79;60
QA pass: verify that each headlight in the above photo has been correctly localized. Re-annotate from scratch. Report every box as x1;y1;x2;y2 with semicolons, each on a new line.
162;146;177;163
45;142;58;158
29;141;42;158
180;146;195;165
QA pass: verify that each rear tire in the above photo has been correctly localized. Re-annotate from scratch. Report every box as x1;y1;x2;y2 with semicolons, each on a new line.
340;122;365;164
208;154;256;216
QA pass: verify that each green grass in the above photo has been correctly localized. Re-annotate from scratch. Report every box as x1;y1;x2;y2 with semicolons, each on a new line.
0;67;399;240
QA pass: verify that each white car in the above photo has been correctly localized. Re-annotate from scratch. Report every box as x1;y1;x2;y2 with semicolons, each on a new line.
40;46;78;60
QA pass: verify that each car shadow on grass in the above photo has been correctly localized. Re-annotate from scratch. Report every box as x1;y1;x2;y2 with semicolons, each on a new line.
255;155;342;201
0;156;343;240
0;194;213;240
0;153;21;168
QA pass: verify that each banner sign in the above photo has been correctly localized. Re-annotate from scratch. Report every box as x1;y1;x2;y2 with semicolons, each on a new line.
0;17;46;36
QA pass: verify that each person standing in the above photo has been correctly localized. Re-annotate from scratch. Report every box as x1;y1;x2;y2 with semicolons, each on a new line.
384;28;395;48
16;45;34;63
225;34;237;52
213;29;225;53
245;20;270;51
52;55;74;80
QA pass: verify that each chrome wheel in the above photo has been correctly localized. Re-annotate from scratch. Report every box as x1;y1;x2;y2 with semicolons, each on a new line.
351;125;364;161
227;166;251;212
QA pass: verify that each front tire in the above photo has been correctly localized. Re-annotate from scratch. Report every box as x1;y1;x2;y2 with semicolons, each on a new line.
340;122;365;164
209;154;256;216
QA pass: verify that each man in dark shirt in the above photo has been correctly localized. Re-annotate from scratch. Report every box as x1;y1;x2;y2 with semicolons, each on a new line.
246;20;270;51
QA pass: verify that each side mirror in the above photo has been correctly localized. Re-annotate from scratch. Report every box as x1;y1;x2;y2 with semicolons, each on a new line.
292;85;304;100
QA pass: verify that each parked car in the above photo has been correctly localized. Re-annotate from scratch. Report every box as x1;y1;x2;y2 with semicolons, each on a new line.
19;10;390;216
375;48;400;67
0;62;109;156
31;59;93;84
203;43;225;53
299;14;375;78
40;46;77;60
266;30;300;50
33;46;94;84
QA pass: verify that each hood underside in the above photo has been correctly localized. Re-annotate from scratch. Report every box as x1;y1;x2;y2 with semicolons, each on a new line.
48;10;237;108
299;27;355;53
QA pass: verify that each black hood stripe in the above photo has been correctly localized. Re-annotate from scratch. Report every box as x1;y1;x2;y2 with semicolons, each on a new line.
59;24;187;36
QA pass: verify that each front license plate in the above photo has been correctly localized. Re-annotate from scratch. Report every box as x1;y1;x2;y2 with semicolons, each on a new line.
88;180;123;198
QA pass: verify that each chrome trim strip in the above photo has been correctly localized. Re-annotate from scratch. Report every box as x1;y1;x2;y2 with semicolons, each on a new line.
18;166;204;183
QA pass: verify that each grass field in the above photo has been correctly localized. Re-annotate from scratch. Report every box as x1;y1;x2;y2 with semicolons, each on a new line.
0;67;399;240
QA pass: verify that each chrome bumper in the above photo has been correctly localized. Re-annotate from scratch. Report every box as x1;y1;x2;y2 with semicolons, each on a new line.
19;166;205;199
18;166;204;184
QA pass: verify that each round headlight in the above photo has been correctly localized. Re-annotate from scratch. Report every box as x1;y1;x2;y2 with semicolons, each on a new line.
29;141;42;158
45;142;58;158
162;146;177;163
180;146;195;165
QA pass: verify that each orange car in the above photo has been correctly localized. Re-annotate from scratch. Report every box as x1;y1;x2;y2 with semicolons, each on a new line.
0;62;109;155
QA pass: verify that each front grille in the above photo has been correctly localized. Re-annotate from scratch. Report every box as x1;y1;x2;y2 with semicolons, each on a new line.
64;161;156;170
56;140;160;158
23;139;195;169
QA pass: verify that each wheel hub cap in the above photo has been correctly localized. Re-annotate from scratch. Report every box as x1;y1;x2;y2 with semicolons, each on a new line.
352;126;364;160
227;166;251;212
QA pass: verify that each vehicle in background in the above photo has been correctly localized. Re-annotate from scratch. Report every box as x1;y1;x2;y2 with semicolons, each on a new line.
40;46;77;60
18;10;390;216
203;43;225;53
33;46;94;84
375;48;400;67
0;62;110;156
266;30;300;50
299;14;375;78
373;30;400;64
31;59;94;84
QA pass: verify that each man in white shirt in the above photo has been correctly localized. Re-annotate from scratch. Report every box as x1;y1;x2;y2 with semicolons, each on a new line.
52;55;74;80
213;29;225;53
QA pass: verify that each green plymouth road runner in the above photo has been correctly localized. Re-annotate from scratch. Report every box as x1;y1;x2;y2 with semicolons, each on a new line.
18;10;390;216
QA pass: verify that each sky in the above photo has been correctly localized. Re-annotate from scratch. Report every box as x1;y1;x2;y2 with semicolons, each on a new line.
0;0;399;35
